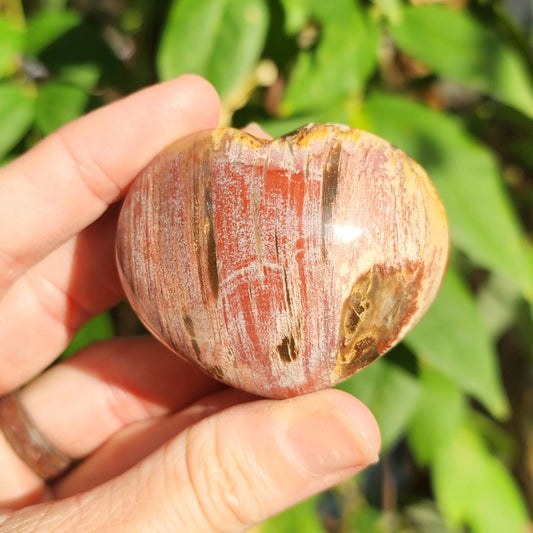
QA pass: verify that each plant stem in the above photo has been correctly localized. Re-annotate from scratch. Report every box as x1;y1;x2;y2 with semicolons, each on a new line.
0;0;26;27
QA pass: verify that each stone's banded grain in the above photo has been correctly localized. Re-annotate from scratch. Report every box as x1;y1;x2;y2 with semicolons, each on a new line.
116;124;449;398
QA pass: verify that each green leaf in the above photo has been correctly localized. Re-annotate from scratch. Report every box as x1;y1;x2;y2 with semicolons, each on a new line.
157;0;269;99
60;312;114;360
477;272;521;340
405;501;463;533
371;0;402;24
43;0;69;8
433;423;529;533
346;504;387;533
338;353;421;451
36;82;89;135
25;9;82;56
259;115;320;138
405;266;509;418
57;63;101;91
281;0;378;116
0;83;35;159
407;367;465;465
509;137;533;170
277;0;310;34
365;91;533;299
390;5;533;118
258;496;325;533
527;243;533;322
0;16;24;78
259;96;373;138
39;22;122;90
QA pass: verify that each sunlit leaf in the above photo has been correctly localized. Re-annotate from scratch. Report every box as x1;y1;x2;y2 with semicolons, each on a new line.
391;5;533;118
25;9;81;56
56;63;100;91
346;504;387;533
477;272;521;340
371;0;402;24
60;312;115;360
407;367;465;465
0;17;24;78
338;353;421;451
405;267;509;418
36;82;89;134
281;0;378;116
277;0;310;34
366;91;533;300
259;114;319;138
258;496;325;533
0;83;35;159
157;0;269;100
433;423;529;533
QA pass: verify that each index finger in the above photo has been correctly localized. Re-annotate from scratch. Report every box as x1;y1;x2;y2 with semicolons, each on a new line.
0;75;220;296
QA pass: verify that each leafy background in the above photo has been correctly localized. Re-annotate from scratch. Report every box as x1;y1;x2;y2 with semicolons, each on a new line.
1;0;532;531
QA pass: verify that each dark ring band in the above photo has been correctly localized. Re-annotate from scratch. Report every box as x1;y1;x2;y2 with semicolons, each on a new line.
0;391;73;481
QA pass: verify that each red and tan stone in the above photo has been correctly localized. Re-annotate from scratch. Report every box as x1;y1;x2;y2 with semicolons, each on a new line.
116;124;449;398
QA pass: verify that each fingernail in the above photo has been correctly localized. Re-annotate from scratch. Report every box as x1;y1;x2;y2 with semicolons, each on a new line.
286;407;379;476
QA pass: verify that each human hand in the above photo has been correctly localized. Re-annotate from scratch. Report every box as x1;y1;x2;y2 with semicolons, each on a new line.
0;75;380;532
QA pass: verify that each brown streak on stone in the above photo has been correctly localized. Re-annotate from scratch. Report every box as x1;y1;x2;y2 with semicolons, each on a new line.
276;334;298;363
343;306;361;335
190;339;201;359
206;364;226;381
182;313;201;359
282;266;292;317
342;336;379;369
351;338;380;368
321;140;342;260
354;336;377;355
204;183;219;300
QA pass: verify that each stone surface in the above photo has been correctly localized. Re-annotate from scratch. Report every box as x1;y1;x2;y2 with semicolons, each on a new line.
116;124;449;398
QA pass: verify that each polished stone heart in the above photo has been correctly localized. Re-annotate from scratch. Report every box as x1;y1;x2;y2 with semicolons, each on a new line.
116;124;449;398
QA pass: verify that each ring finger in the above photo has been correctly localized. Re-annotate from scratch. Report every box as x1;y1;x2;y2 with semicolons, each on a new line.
0;336;224;509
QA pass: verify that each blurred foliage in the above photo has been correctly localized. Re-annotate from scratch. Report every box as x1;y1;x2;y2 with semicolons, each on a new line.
1;0;532;531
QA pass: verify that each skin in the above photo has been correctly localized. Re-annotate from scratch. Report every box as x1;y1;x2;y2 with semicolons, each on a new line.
0;75;380;533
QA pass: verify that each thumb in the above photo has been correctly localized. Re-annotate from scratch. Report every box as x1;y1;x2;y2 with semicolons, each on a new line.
1;389;380;532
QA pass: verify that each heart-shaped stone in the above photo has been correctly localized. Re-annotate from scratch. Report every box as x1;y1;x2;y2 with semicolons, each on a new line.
116;124;449;398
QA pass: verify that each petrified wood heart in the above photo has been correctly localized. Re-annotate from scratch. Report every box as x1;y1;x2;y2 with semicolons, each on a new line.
116;124;449;398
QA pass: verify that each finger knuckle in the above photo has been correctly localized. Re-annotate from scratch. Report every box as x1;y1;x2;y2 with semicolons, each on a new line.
181;419;263;532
